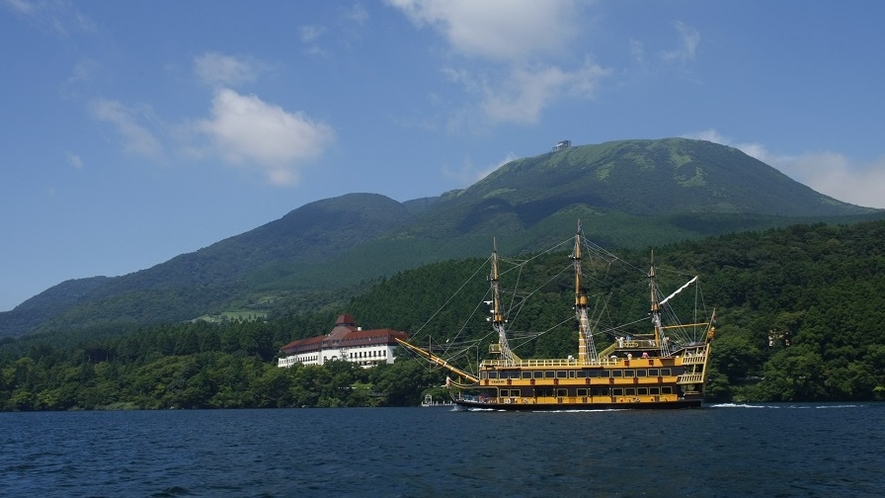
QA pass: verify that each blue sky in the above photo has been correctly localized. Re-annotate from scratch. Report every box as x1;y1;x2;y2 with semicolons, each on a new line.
2;0;884;312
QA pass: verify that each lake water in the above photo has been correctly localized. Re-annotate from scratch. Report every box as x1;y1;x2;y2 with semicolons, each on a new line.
1;403;882;497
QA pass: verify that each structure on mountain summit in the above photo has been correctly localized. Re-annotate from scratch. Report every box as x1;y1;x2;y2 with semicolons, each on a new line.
552;139;571;152
277;313;409;368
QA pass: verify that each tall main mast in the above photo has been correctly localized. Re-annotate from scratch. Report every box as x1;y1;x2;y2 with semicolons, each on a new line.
572;222;597;363
490;238;517;365
648;251;666;355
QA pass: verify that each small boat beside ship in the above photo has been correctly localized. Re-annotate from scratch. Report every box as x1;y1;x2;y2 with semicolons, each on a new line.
421;394;454;407
397;222;716;410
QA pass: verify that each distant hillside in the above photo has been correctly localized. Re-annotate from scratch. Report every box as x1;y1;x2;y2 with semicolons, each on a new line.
1;138;880;337
2;193;415;336
326;138;878;278
405;138;869;234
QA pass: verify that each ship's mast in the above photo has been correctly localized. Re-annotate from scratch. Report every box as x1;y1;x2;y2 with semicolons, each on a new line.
648;251;666;355
490;238;517;365
572;222;597;363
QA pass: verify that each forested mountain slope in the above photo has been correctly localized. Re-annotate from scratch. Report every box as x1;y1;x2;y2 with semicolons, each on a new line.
2;219;883;410
1;138;880;338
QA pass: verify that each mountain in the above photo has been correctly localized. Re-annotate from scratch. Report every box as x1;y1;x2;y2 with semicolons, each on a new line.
1;138;880;337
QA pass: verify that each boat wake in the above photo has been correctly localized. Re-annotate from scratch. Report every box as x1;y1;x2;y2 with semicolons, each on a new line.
710;402;863;409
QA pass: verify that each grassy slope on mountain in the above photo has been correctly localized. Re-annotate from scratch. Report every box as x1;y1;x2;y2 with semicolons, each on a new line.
301;137;879;292
1;138;881;338
405;138;871;236
0;194;413;337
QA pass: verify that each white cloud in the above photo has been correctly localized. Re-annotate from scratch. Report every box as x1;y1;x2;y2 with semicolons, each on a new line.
194;53;263;88
478;60;609;124
89;98;164;158
388;0;579;61
684;129;885;209
389;0;607;127
194;89;335;186
775;153;885;209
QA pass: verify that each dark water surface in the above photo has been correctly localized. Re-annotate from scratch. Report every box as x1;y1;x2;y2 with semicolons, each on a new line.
1;403;882;497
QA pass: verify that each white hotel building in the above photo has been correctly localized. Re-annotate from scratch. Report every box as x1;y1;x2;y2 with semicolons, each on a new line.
277;313;410;369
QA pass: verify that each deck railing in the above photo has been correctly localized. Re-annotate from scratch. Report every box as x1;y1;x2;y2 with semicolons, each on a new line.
481;357;623;368
680;354;707;365
677;373;704;384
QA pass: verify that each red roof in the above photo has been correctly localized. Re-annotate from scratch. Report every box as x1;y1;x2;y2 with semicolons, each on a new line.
279;316;409;355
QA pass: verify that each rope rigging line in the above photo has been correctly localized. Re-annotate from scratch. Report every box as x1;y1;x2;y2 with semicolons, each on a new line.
410;254;492;340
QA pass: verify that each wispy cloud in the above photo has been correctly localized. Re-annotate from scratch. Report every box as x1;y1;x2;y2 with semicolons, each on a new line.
388;0;606;127
300;25;326;43
194;53;265;88
661;21;700;64
193;89;335;186
342;3;369;25
444;152;518;187
89;98;164;159
4;0;34;15
465;59;609;125
390;0;577;61
684;129;885;208
3;0;95;37
65;151;83;170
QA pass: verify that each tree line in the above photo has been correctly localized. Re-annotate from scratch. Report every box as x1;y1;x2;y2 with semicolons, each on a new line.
2;220;885;410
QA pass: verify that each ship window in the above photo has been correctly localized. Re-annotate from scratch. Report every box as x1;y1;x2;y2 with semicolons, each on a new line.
522;371;532;379
624;370;635;377
611;370;623;378
662;387;673;394
648;369;659;376
638;388;648;395
612;388;623;396
592;387;610;396
557;389;568;398
568;370;576;378
480;371;487;379
625;388;636;395
544;371;555;378
661;368;672;376
556;371;567;378
577;370;587;378
636;369;647;377
650;387;660;395
488;371;498;379
600;370;609;377
534;371;544;379
577;388;588;396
